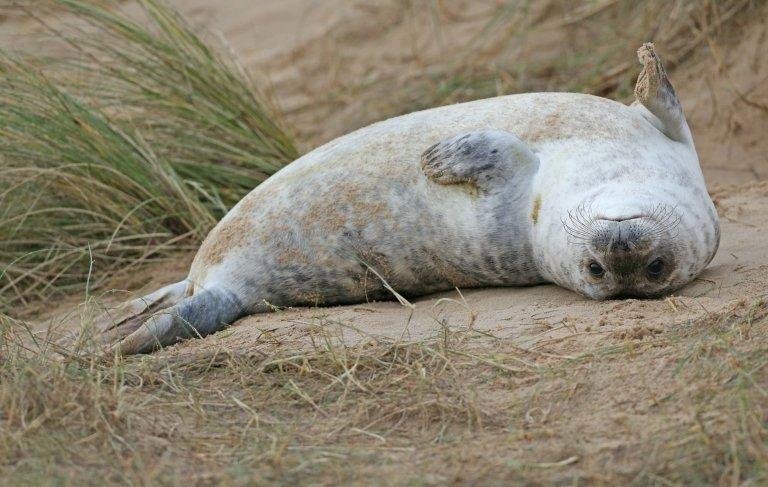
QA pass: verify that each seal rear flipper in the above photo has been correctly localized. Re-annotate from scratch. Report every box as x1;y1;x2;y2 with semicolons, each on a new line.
421;130;539;192
93;280;187;336
633;43;693;145
108;286;246;355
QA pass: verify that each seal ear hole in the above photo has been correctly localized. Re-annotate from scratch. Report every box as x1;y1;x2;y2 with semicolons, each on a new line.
588;261;605;278
647;258;665;278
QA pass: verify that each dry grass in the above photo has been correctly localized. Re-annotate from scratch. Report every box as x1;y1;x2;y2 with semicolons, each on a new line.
2;298;767;484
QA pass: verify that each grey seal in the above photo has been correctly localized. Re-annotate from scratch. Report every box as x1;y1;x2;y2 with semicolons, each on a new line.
94;43;719;354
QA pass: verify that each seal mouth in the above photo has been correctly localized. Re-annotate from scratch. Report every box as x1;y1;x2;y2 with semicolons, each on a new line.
607;290;666;300
593;213;645;222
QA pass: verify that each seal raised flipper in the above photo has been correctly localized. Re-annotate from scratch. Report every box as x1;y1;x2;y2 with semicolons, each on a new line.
633;42;693;145
421;130;539;192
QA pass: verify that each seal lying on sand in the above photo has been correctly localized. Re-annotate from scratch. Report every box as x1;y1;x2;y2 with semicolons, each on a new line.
96;43;719;354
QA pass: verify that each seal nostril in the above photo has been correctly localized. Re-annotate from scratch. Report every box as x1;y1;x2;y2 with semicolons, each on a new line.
606;220;638;253
610;240;631;253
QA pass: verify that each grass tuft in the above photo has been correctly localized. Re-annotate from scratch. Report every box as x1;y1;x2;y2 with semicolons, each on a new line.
0;0;298;311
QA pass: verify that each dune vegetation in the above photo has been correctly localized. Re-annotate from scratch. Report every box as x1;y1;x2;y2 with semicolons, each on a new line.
0;0;297;311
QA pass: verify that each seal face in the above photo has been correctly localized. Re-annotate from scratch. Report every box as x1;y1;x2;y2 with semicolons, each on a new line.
529;44;719;300
95;43;719;354
560;203;708;299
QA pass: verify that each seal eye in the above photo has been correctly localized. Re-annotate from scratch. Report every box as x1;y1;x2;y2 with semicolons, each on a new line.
647;258;664;278
588;261;605;278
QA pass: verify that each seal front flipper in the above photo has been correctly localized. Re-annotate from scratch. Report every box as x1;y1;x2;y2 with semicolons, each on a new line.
421;130;539;192
633;43;693;145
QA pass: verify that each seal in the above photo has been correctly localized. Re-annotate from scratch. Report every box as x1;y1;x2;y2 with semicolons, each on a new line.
95;43;719;354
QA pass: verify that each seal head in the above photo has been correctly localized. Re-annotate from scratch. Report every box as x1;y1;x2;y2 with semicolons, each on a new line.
534;43;719;300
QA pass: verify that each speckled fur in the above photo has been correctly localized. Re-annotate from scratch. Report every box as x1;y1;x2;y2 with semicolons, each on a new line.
107;43;719;353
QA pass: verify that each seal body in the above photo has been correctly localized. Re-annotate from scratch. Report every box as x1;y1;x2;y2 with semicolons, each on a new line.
99;44;719;354
188;93;555;306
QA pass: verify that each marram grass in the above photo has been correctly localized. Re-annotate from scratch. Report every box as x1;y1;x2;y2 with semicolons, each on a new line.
0;0;298;311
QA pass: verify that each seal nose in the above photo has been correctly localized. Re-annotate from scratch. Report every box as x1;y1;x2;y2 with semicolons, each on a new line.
605;219;638;253
609;225;628;252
